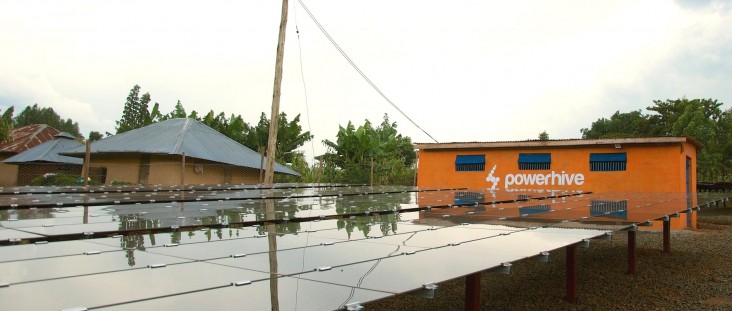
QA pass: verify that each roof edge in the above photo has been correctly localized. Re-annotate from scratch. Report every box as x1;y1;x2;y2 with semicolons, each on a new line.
415;137;703;151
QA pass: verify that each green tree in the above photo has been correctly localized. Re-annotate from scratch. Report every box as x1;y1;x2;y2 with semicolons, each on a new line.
719;108;732;179
166;100;187;119
0;107;13;142
580;98;731;181
666;99;725;180
116;85;152;134
242;112;314;163
538;131;549;140
322;114;415;185
201;110;227;133
88;131;104;142
580;110;652;139
12;104;82;137
647;98;723;136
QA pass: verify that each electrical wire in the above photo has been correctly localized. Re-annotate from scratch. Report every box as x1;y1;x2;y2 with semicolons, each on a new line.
292;5;315;310
296;0;439;143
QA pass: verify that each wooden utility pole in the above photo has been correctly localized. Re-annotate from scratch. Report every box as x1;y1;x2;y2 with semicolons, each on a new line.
263;0;289;186
265;2;288;311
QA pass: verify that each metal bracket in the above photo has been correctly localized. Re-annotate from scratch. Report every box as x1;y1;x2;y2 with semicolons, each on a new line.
538;251;550;263
499;262;512;274
410;282;439;298
344;302;363;310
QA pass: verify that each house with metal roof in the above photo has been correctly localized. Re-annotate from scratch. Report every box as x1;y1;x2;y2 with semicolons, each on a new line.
3;132;84;185
0;124;61;186
61;118;299;186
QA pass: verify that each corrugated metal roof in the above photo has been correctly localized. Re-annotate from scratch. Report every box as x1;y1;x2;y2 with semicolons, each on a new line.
0;124;60;154
61;118;299;176
2;133;83;164
414;137;702;151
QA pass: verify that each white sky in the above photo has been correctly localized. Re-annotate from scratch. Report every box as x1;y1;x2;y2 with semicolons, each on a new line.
1;0;731;163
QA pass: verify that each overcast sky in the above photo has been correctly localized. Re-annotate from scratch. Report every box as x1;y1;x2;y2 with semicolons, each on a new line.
1;0;730;162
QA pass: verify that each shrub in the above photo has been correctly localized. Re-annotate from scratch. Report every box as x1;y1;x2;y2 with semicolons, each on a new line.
31;173;100;186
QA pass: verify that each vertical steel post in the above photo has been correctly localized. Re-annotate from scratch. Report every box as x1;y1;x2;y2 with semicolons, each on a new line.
464;272;481;311
565;244;578;303
663;218;671;254
627;230;636;275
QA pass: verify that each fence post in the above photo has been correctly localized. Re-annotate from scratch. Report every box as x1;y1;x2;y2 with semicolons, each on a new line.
370;158;374;187
82;140;91;186
259;147;265;184
317;157;323;184
181;152;186;186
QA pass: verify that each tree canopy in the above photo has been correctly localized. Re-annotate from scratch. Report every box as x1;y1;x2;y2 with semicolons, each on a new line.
0;107;13;143
116;85;153;134
321;114;415;185
241;112;314;163
112;85;315;176
581;98;731;181
9;104;82;137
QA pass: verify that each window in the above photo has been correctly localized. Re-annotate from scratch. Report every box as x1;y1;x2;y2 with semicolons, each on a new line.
518;153;551;170
454;191;484;205
590;200;627;219
455;155;485;172
519;204;551;216
589;153;627;171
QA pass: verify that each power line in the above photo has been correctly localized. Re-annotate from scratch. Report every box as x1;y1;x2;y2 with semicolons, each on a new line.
296;0;439;143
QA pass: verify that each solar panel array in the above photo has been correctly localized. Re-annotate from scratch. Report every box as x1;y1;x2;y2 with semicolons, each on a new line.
1;185;729;310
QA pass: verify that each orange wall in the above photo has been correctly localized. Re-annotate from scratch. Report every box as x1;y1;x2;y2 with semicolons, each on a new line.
417;142;697;193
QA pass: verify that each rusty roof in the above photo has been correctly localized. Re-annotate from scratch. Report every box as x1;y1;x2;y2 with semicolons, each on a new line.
0;124;60;154
2;133;84;165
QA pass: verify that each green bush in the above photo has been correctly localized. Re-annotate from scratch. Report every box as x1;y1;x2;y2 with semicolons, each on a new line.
110;180;135;186
31;173;100;186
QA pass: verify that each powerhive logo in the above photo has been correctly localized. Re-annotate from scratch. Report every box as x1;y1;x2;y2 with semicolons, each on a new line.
485;165;500;190
487;165;585;190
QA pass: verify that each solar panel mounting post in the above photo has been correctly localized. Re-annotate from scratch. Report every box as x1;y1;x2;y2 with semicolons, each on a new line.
565;244;578;304
663;217;671;254
627;229;637;275
464;272;481;311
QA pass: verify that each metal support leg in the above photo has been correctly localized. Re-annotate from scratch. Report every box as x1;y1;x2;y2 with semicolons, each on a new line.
627;230;636;275
663;218;671;254
565;244;578;303
465;272;482;311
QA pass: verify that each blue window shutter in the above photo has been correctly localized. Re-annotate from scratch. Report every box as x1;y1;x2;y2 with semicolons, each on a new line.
590;153;627;162
518;153;551;163
455;155;485;165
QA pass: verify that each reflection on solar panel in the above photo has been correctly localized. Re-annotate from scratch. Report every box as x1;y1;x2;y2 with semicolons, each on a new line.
0;185;730;310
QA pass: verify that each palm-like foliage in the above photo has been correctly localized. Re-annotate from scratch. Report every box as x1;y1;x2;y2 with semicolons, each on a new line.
322;114;415;185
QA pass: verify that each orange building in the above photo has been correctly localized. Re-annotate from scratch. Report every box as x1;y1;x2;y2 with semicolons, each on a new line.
415;137;700;228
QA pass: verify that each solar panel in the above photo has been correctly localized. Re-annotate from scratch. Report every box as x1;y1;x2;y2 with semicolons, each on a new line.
1;186;730;310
